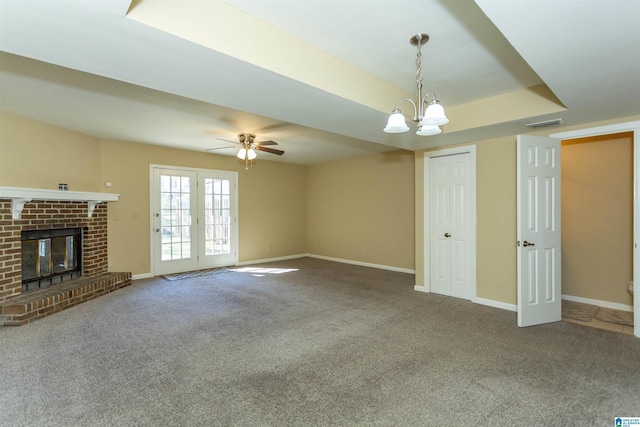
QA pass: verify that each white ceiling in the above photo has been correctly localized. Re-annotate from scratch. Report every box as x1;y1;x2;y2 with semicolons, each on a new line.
0;0;638;165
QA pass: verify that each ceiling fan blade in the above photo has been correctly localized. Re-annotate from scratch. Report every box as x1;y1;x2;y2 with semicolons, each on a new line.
256;140;278;146
257;146;284;155
216;137;241;145
206;146;236;151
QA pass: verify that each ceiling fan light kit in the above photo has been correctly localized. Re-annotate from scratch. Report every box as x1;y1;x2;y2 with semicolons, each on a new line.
384;33;449;136
210;133;284;170
236;147;257;160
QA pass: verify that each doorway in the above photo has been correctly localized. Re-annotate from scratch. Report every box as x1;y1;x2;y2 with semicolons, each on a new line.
422;146;477;300
561;133;633;308
552;121;639;338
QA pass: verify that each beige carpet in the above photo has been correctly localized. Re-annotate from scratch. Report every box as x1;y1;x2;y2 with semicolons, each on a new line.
596;307;634;326
562;299;600;322
1;258;639;426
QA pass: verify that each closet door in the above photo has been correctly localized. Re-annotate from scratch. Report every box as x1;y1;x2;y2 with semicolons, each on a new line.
430;153;473;299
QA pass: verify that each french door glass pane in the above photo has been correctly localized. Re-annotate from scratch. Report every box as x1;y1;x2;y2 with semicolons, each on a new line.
160;174;192;261
204;178;231;255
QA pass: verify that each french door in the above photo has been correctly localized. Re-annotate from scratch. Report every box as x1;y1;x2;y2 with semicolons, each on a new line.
152;166;238;276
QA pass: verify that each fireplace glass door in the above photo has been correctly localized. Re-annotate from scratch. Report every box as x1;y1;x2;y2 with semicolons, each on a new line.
21;228;82;292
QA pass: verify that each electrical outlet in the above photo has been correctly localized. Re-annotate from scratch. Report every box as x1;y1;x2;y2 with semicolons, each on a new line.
108;261;113;267
112;214;119;220
131;212;141;220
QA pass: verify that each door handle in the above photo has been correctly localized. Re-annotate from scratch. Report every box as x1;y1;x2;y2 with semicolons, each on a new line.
522;240;535;247
444;233;451;238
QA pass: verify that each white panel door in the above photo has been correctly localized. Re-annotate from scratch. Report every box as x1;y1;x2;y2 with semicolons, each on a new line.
517;135;561;327
431;156;451;295
430;153;473;299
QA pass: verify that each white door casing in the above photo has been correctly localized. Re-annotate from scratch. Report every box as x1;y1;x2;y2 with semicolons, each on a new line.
517;135;562;327
425;146;476;301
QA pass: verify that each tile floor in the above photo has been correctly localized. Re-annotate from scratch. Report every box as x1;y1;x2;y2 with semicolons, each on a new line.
563;316;635;335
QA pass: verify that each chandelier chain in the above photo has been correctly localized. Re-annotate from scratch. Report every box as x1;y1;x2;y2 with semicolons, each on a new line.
416;44;423;87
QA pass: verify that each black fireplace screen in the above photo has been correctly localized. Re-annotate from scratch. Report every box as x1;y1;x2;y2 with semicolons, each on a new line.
21;228;82;292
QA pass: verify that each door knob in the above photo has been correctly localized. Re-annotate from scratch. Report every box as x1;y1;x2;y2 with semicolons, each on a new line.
522;240;535;247
444;233;451;238
154;228;160;232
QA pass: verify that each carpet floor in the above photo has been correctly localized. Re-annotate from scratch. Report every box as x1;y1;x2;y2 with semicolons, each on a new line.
1;257;639;426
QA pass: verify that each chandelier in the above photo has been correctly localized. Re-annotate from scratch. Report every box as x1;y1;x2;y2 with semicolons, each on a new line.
383;33;449;136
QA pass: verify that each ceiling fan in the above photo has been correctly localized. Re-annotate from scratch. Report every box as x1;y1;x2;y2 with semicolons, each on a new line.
208;133;284;170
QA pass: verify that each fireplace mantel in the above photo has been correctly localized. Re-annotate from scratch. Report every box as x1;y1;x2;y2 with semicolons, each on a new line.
0;186;119;219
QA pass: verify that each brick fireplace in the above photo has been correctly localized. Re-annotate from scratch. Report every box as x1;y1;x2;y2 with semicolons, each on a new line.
0;187;130;325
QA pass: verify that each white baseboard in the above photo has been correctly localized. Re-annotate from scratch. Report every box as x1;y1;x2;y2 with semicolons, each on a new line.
307;254;415;274
132;254;414;279
132;273;153;280
562;294;633;312
473;297;517;312
236;254;307;266
413;287;517;312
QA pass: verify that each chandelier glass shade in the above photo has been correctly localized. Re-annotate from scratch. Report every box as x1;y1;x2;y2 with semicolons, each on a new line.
383;110;410;133
383;33;448;136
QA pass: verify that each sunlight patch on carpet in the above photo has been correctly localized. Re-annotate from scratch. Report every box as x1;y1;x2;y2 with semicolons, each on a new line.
230;267;299;276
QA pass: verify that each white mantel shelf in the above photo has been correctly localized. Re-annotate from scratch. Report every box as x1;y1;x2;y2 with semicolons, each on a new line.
0;186;120;219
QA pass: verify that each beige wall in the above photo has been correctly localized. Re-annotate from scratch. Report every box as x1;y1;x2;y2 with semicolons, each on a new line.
0;110;101;191
0;112;307;275
0;111;414;277
3;109;637;295
561;132;633;306
100;139;307;274
414;137;517;303
415;115;639;307
307;150;415;270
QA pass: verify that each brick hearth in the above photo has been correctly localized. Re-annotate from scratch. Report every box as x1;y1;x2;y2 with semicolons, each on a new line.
0;272;131;326
0;198;129;326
